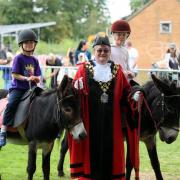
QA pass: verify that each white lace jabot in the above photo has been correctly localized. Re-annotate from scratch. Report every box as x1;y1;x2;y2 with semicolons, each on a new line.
93;63;112;82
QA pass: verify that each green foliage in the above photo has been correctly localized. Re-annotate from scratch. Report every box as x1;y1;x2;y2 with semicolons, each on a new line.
58;0;110;39
130;0;151;12
0;0;8;24
0;0;110;42
2;0;37;23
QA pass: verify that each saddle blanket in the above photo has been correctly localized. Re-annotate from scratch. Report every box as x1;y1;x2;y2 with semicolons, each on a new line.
0;98;17;132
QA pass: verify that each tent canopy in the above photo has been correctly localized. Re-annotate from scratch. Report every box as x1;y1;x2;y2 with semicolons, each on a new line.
0;22;56;35
0;22;56;47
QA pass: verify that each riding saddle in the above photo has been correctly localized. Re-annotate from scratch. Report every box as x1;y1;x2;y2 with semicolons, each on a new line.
13;86;43;128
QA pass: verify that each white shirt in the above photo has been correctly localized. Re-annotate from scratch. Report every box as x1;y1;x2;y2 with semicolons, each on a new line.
110;45;130;71
93;62;112;82
128;47;139;71
110;45;135;80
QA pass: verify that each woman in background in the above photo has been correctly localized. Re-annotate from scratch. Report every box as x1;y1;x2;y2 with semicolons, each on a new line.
75;40;91;64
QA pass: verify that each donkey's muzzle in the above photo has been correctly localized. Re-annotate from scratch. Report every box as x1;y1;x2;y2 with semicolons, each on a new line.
79;131;87;140
70;122;87;140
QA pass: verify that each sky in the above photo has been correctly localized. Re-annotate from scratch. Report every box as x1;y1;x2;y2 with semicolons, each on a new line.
107;0;132;22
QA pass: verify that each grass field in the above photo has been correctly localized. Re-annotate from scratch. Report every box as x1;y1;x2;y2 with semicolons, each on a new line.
0;135;180;180
0;70;180;180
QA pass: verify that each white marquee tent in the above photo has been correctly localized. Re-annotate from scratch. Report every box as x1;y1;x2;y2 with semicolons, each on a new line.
0;21;56;47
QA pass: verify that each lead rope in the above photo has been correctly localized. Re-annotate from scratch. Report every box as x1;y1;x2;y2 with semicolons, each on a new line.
128;92;144;180
141;95;158;131
135;93;146;179
129;91;158;130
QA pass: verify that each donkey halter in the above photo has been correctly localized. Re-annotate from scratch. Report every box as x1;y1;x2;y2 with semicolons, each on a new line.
158;93;180;132
56;94;74;129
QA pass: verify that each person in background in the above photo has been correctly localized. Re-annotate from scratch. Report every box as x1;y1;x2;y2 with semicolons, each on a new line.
75;40;91;64
165;43;180;70
44;53;63;88
0;29;41;147
67;48;75;66
165;43;180;84
110;19;134;80
0;45;11;65
1;52;14;89
126;41;139;76
0;45;14;89
68;34;140;180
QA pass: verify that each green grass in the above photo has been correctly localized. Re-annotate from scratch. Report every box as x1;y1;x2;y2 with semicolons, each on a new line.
139;135;180;179
9;39;83;57
0;67;180;179
0;140;70;180
0;135;180;180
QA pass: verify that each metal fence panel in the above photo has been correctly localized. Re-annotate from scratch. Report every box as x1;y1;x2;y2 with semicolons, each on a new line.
0;65;179;89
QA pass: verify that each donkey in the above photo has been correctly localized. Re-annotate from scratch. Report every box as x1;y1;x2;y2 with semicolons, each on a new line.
57;74;180;180
126;74;180;180
0;75;87;180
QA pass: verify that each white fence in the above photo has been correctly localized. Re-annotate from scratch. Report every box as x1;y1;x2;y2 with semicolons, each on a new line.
0;65;180;89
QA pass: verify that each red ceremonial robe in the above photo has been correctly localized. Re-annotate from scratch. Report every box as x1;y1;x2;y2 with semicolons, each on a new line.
68;62;139;180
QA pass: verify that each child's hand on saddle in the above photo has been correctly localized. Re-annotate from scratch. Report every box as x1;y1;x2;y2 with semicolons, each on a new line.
28;76;40;83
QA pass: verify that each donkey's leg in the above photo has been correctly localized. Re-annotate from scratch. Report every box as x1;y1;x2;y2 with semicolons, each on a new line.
42;141;54;180
58;131;68;177
144;136;164;180
27;141;37;180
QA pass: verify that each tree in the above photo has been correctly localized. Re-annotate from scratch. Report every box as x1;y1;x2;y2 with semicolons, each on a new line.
130;0;151;13
0;0;110;42
59;0;110;39
1;0;38;23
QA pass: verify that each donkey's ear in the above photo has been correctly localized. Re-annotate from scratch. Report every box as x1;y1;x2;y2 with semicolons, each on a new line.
151;74;171;95
59;75;69;97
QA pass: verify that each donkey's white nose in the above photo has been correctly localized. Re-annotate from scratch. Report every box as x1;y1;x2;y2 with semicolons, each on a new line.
70;122;87;140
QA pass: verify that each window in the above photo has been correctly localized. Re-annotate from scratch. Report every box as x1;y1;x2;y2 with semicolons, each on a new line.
160;21;172;33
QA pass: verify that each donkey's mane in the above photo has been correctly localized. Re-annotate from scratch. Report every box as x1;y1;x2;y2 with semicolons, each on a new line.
142;80;160;103
142;78;172;103
40;88;57;97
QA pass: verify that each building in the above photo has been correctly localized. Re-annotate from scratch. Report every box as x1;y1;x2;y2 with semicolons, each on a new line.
127;0;180;68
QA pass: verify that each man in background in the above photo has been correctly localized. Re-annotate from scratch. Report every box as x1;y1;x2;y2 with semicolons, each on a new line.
44;53;63;88
0;45;13;89
126;41;139;76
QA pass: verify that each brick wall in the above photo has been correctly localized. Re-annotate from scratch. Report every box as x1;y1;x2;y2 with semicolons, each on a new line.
128;0;180;68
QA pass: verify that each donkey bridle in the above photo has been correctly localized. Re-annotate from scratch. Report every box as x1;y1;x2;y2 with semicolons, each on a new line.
56;94;73;128
156;93;180;131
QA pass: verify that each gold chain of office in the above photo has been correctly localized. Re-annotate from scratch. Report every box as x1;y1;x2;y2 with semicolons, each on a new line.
86;63;119;93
